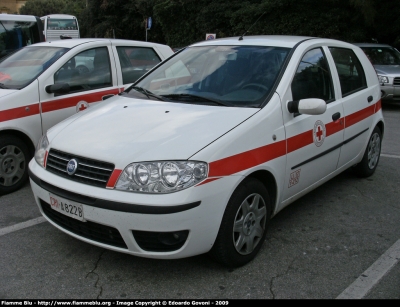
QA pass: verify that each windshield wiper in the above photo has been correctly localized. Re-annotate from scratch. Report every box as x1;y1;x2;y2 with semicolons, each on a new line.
131;86;169;101
0;83;9;89
162;94;229;106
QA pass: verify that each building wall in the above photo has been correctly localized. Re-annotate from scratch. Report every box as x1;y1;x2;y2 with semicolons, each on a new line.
0;0;27;14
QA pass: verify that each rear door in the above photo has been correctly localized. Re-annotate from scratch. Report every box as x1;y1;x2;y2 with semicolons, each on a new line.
327;46;379;169
38;41;121;134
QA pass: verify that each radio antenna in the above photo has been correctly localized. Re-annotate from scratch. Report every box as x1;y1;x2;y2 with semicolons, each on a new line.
239;11;267;41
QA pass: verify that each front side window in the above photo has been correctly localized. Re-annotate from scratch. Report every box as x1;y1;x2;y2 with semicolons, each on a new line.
0;46;68;89
128;45;290;108
116;46;161;84
291;48;334;102
329;47;367;97
54;47;112;95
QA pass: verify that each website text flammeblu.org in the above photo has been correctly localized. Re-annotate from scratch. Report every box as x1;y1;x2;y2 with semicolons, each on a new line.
1;301;229;306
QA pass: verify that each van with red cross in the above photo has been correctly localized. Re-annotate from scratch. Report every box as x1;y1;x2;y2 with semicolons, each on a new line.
0;38;173;195
28;36;384;267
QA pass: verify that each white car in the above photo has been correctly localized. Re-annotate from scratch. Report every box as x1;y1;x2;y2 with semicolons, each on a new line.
28;35;384;267
0;38;174;194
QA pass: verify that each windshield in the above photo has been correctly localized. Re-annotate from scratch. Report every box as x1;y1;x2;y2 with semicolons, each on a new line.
361;47;400;65
129;45;290;107
0;46;69;89
0;19;41;59
46;19;78;30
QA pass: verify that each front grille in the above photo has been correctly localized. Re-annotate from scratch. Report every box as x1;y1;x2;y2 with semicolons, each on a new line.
394;77;400;86
46;149;114;188
40;199;127;249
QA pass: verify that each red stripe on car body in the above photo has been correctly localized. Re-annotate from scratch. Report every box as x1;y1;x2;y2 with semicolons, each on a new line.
196;177;222;186
208;140;286;177
206;101;381;181
0;103;40;122
344;104;375;128
41;89;120;113
107;169;123;188
0;89;120;122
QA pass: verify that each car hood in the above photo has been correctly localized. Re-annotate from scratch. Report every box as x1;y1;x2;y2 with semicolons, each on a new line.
373;65;400;76
0;89;18;100
49;96;258;167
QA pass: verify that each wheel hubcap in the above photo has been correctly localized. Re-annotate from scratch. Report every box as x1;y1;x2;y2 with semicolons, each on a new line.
233;193;267;255
0;145;26;187
367;133;381;169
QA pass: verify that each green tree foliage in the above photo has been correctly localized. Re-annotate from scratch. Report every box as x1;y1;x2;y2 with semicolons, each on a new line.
20;0;86;18
19;0;400;48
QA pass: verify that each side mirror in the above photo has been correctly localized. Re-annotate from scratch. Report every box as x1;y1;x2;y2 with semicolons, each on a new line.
287;98;327;115
45;83;70;94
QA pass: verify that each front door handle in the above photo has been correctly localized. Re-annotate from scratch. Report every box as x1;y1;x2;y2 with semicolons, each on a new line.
332;112;341;121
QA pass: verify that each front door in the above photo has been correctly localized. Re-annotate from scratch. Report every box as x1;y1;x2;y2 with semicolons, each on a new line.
281;47;344;203
38;45;119;135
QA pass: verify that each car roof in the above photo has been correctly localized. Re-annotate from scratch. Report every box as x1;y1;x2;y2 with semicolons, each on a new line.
191;35;355;49
27;38;169;48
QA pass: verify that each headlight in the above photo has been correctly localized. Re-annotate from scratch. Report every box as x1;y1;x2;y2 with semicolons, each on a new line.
34;134;49;168
115;161;208;193
378;75;389;84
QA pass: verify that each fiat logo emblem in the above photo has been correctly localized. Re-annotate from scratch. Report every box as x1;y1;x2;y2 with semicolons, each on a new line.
66;159;78;175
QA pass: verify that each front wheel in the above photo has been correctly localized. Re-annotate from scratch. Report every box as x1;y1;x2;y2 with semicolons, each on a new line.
0;136;30;195
353;126;382;177
209;177;271;267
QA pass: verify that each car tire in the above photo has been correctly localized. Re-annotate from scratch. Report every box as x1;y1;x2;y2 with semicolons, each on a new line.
353;126;382;178
0;136;30;195
209;177;271;267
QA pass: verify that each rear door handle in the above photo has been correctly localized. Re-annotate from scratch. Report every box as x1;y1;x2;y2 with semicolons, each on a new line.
368;95;373;103
332;112;341;121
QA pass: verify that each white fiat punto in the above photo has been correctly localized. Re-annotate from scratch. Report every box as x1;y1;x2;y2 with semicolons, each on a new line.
29;35;384;267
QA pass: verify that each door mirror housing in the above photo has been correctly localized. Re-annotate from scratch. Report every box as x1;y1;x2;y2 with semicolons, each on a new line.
287;98;327;115
45;83;70;95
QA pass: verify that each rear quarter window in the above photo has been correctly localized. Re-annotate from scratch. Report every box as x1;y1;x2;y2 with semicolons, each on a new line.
329;47;367;97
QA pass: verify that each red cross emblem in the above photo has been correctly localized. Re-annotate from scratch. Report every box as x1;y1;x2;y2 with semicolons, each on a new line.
313;120;326;147
76;101;89;113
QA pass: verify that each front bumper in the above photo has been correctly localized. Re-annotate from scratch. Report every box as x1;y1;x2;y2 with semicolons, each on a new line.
28;159;240;259
380;84;400;101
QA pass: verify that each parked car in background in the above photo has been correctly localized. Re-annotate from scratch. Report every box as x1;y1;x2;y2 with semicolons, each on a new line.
0;38;174;195
29;35;384;267
354;43;400;101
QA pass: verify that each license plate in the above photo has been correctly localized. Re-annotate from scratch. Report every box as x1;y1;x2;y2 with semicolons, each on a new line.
49;193;85;222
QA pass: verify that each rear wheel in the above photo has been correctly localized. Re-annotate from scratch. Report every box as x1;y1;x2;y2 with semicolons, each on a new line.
353;126;382;177
0;136;30;195
210;177;271;267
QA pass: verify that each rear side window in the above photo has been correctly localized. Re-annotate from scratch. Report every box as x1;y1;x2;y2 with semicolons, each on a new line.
116;47;161;84
329;47;367;97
